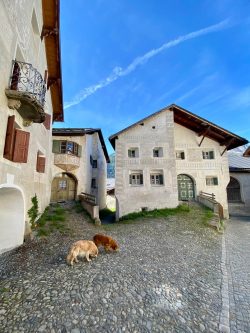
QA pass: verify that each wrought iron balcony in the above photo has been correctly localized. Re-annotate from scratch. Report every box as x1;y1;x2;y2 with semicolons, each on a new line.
54;153;80;171
5;60;46;125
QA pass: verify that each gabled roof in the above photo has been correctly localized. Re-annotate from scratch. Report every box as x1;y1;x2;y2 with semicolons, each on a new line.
52;128;110;163
228;152;250;172
109;104;248;150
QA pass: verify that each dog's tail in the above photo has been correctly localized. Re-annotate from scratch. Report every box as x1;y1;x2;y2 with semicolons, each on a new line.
66;246;76;265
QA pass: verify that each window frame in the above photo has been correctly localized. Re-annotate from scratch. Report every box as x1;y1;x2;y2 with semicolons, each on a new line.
128;148;139;158
176;150;185;160
206;176;218;186
153;147;163;158
129;171;143;186
150;171;164;186
202;150;215;160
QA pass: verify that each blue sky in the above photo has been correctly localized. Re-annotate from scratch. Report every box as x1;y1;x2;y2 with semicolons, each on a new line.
56;0;250;154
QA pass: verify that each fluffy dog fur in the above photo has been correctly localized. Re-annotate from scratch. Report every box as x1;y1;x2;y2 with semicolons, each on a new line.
93;234;119;252
66;240;98;266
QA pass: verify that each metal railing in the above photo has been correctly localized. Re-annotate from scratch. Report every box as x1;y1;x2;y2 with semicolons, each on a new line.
79;192;96;205
9;60;46;106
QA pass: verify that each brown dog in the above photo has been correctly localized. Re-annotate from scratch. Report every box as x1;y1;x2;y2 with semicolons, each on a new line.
66;240;98;266
93;234;119;252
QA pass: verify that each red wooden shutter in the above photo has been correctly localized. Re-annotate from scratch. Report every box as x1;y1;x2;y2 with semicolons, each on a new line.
3;115;15;160
13;129;30;163
43;113;51;130
37;155;46;173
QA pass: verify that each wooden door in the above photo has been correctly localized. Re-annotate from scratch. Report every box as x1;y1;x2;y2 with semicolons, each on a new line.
177;174;194;201
51;173;76;202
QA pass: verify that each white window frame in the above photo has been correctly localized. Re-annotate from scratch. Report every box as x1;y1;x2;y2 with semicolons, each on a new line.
206;176;218;186
150;170;164;186
128;148;139;158
176;150;185;160
129;171;143;186
202;150;215;160
153;147;163;158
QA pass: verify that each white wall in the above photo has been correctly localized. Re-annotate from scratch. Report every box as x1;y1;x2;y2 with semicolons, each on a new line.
115;110;179;219
174;123;230;218
0;0;55;251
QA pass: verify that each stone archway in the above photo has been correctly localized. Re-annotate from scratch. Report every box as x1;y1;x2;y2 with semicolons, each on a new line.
227;177;242;202
177;174;195;201
0;186;25;254
51;172;77;202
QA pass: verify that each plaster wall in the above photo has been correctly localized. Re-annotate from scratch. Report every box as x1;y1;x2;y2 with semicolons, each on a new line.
229;172;250;210
174;123;230;218
0;0;54;252
115;110;179;219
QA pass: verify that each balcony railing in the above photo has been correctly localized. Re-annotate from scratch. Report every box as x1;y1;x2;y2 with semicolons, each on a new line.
54;153;80;171
5;60;46;124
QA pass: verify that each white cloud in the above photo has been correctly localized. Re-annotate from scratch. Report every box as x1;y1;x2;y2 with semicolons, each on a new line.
65;18;230;109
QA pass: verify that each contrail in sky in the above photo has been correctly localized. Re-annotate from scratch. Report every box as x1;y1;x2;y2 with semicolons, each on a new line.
64;19;230;109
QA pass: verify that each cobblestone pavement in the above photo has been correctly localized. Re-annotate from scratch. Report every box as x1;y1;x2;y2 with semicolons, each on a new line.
224;216;250;333
0;204;227;332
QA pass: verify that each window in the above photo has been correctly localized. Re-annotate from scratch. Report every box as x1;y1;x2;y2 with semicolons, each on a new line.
150;171;164;185
176;150;185;160
92;160;97;168
59;180;67;190
129;171;143;185
153;147;163;157
206;177;218;186
91;178;97;188
3;115;30;163
202;150;214;159
128;148;139;158
52;140;81;156
36;152;46;173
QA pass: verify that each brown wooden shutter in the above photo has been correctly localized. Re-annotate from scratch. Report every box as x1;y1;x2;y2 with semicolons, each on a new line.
13;129;30;163
43;113;51;130
37;155;46;173
3;115;15;160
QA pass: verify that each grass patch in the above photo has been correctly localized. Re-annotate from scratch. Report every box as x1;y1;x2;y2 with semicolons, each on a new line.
201;207;214;225
99;208;115;219
119;204;190;222
35;204;68;237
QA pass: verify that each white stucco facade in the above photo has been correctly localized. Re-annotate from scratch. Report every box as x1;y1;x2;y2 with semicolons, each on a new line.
113;108;232;220
0;0;61;253
51;131;108;210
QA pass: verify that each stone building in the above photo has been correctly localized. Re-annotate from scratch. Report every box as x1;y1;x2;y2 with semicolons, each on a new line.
109;104;248;220
0;1;63;253
51;128;109;210
227;146;250;216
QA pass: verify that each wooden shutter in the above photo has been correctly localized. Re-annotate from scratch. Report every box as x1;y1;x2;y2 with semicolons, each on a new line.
12;129;30;163
213;177;218;185
181;152;185;160
209;151;214;159
77;144;82;157
140;173;143;185
52;140;61;153
159;174;164;185
3;115;15;160
43;113;51;130
129;175;132;184
10;61;20;90
37;155;46;173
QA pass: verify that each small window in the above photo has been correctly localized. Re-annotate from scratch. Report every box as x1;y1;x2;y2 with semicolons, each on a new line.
128;148;139;158
206;177;218;186
59;141;79;155
129;171;143;186
92;160;97;168
58;180;67;190
176;151;185;160
202;150;214;159
150;171;164;185
36;152;46;173
153;147;163;157
91;178;97;188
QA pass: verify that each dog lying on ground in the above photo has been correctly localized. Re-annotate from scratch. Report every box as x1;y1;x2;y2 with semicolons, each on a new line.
66;240;98;266
93;234;119;252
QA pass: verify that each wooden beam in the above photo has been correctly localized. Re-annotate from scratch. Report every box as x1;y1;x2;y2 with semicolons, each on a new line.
198;126;211;147
220;147;227;156
220;137;235;147
41;26;59;40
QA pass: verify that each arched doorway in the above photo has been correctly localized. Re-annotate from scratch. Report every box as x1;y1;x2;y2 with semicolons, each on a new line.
227;177;242;202
0;186;25;253
177;174;195;201
51;173;77;202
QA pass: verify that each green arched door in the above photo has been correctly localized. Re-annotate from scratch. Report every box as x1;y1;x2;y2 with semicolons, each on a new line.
177;174;194;201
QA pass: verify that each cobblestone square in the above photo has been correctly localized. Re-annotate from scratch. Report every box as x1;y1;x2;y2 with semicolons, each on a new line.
0;204;249;333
